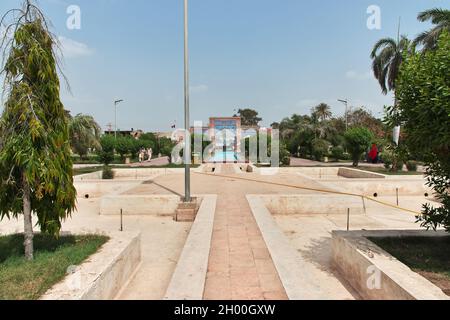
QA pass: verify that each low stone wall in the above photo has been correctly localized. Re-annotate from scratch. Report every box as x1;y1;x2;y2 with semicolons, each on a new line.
74;170;103;181
338;168;386;179
259;194;365;215
164;195;217;300
100;195;181;216
324;179;432;196
332;230;449;300
75;168;185;182
41;231;141;300
75;181;141;199
247;195;328;299
112;168;183;180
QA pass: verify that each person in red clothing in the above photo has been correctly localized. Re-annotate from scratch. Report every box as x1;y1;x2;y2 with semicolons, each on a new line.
368;144;379;164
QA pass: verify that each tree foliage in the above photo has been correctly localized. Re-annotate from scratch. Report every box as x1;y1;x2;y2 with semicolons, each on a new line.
371;36;411;95
68;113;101;159
414;8;450;51
0;1;76;258
234;108;262;126
97;135;115;165
395;32;450;231
344;127;374;167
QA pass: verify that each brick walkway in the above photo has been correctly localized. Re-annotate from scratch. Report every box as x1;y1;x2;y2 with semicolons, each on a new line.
203;165;288;300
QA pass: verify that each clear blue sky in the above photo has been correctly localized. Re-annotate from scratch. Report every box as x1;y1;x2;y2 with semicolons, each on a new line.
0;0;447;131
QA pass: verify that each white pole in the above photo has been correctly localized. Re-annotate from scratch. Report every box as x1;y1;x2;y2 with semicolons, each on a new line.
184;0;191;202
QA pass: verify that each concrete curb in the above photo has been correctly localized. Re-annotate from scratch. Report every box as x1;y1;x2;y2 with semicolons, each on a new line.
164;195;217;300
332;230;449;300
41;231;141;300
247;195;328;300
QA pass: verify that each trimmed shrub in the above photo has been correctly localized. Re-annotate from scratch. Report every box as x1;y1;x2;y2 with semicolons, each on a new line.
102;166;114;180
331;146;345;161
406;161;418;172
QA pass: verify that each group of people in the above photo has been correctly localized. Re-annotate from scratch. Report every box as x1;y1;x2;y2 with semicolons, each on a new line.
138;148;153;163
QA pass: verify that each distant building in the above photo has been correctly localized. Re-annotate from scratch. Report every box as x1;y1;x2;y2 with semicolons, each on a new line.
104;128;143;139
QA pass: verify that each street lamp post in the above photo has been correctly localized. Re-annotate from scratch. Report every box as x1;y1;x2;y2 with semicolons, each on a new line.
338;99;349;131
114;99;124;140
183;0;191;203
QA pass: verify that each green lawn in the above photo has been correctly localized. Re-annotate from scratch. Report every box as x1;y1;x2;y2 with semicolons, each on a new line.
369;236;450;294
0;234;109;300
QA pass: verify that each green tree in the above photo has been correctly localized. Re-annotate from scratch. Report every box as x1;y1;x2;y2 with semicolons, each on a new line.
234;108;262;126
97;135;116;165
0;1;76;260
371;36;411;95
313;103;332;122
68;113;101;160
311;138;330;161
414;8;450;50
371;35;411;170
159;137;175;158
395;32;450;232
347;107;384;138
344;127;374;167
115;136;132;161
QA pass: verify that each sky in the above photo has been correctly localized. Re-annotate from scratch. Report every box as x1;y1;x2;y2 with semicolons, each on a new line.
0;0;448;132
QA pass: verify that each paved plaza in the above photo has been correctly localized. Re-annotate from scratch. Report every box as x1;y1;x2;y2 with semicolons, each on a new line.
0;164;430;300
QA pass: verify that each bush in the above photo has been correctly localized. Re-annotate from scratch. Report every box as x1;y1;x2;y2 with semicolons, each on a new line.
115;136;132;160
311;139;330;161
97;135;116;166
406;161;418;172
395;32;450;232
331;146;345;161
395;161;404;171
102;166;114;180
159;137;176;157
279;143;291;166
344;127;374;167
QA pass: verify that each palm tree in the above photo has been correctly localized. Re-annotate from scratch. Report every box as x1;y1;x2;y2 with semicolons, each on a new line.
370;36;410;96
313;103;332;122
414;8;450;50
67;113;101;160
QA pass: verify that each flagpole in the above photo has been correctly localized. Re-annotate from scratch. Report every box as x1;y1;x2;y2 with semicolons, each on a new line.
183;0;191;202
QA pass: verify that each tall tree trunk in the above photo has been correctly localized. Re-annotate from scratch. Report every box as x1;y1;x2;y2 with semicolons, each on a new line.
391;93;399;172
23;174;34;260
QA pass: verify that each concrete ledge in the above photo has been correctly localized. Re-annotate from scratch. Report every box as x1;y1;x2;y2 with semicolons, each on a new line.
258;194;365;215
100;195;180;216
112;168;184;180
41;231;141;300
164;195;217;300
338;168;386;179
324;179;432;196
247;195;329;299
74;170;103;181
75;181;141;198
75;168;185;182
332;230;449;300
